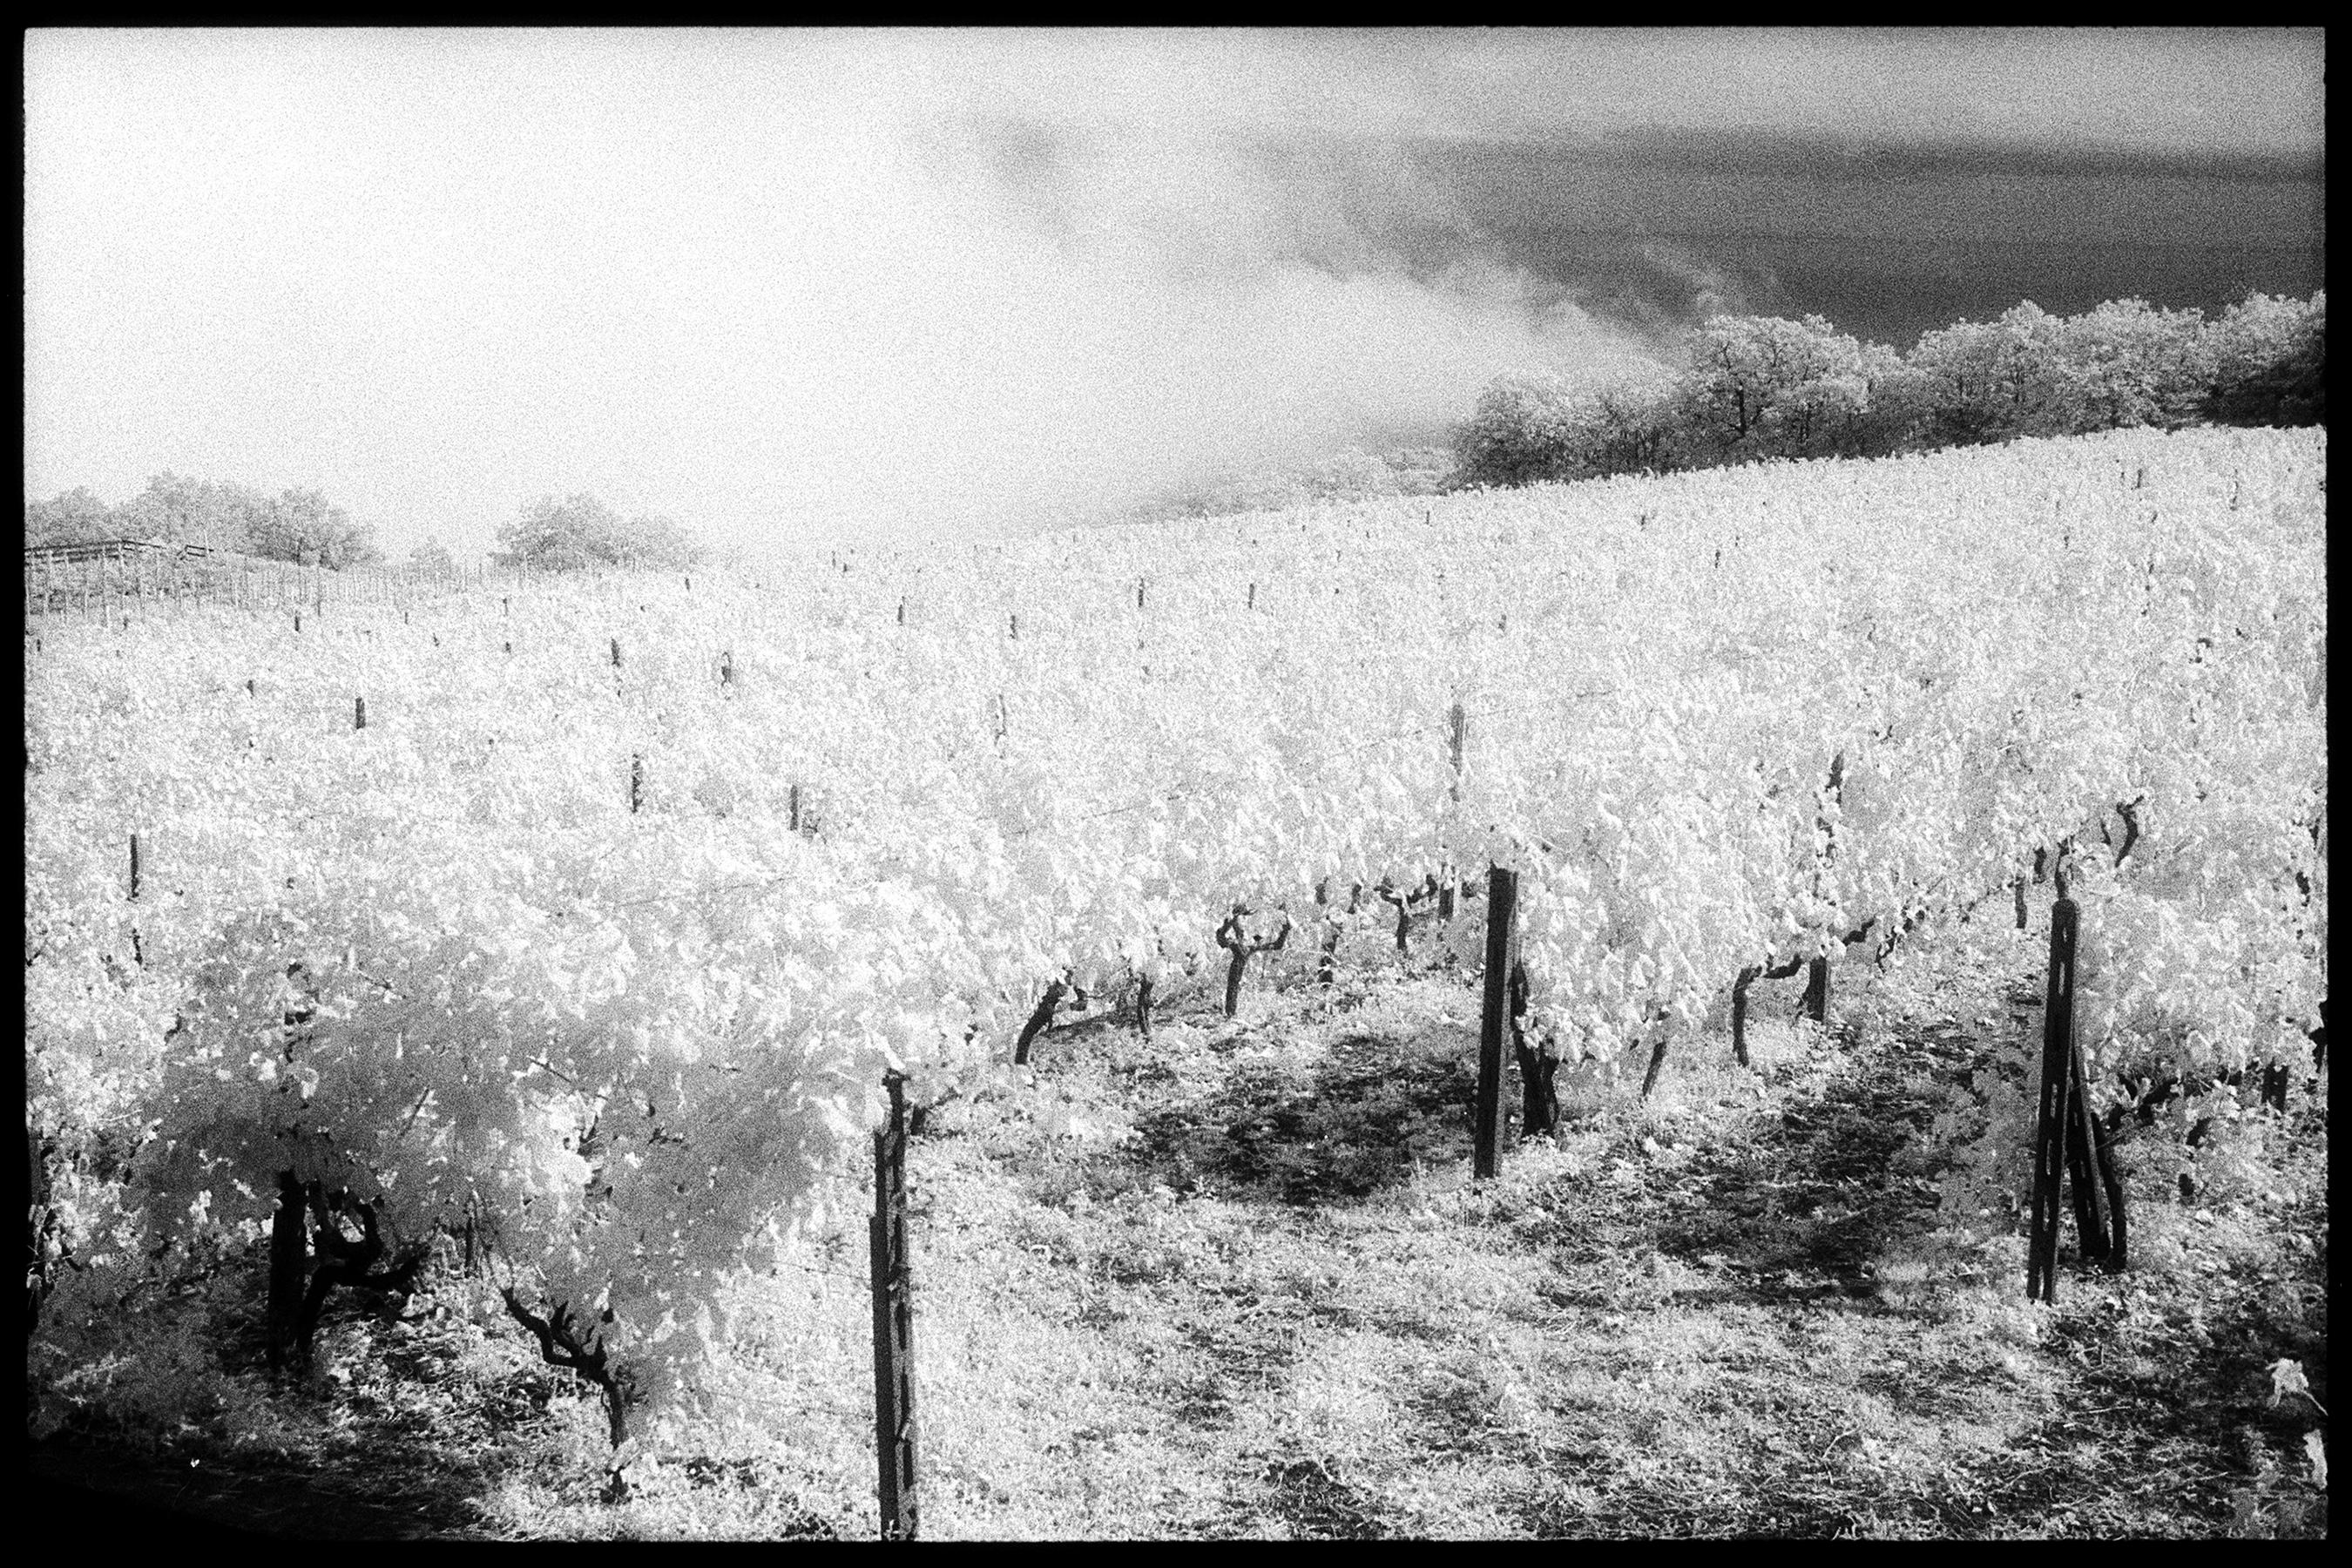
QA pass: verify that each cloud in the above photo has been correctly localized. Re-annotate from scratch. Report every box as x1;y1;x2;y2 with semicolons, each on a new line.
22;29;2320;561
24;31;1666;561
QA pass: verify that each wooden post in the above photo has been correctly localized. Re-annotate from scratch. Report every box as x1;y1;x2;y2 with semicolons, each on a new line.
1315;878;1344;986
267;1170;310;1373
2063;1023;2124;1272
1508;960;1558;1135
870;1073;919;1540
630;754;644;814
2026;897;2080;1301
1474;865;1516;1179
1440;703;1467;922
1731;967;1758;1067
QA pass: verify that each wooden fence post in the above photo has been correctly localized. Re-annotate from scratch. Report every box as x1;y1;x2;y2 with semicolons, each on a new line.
2027;897;2080;1301
1440;703;1466;922
1474;865;1516;1179
870;1073;919;1540
2063;1020;2125;1274
127;833;144;967
1511;959;1554;1136
267;1170;310;1374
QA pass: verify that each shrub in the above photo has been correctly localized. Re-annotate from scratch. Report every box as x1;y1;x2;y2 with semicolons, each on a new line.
493;495;708;572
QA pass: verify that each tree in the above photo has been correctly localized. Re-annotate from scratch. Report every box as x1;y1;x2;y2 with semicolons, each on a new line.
246;488;382;570
2203;291;2325;428
494;495;708;572
82;474;380;566
1578;380;1684;476
622;512;709;571
112;473;275;552
1674;314;1884;463
1450;368;1688;490
2044;297;2211;434
406;537;459;577
1903;304;2069;446
1451;371;1588;488
24;488;118;549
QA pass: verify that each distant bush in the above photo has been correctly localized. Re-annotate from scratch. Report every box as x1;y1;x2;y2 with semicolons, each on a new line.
1118;445;1458;524
1452;288;2327;492
491;494;709;572
406;537;460;576
1450;374;1685;489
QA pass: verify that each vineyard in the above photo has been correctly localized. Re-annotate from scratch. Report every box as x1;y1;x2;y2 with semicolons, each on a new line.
24;425;2328;1538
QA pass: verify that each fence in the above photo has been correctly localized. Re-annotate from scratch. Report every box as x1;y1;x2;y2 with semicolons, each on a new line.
21;539;551;619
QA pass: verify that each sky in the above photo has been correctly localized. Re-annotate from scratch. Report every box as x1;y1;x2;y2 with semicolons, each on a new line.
22;28;2327;561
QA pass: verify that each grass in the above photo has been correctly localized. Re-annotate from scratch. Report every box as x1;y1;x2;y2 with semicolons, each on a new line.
28;922;2329;1539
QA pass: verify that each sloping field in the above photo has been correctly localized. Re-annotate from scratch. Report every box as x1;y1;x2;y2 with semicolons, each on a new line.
26;426;2327;1537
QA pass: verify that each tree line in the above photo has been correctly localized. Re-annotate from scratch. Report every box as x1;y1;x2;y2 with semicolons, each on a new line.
23;478;708;575
1452;290;2325;490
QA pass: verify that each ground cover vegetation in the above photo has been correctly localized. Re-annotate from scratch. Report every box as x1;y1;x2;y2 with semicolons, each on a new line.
25;424;2325;1537
25;929;2328;1538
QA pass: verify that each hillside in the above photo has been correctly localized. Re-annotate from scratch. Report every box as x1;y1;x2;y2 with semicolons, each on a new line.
26;426;2328;1538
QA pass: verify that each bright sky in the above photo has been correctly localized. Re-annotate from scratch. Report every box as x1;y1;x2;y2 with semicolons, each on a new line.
23;28;2326;561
